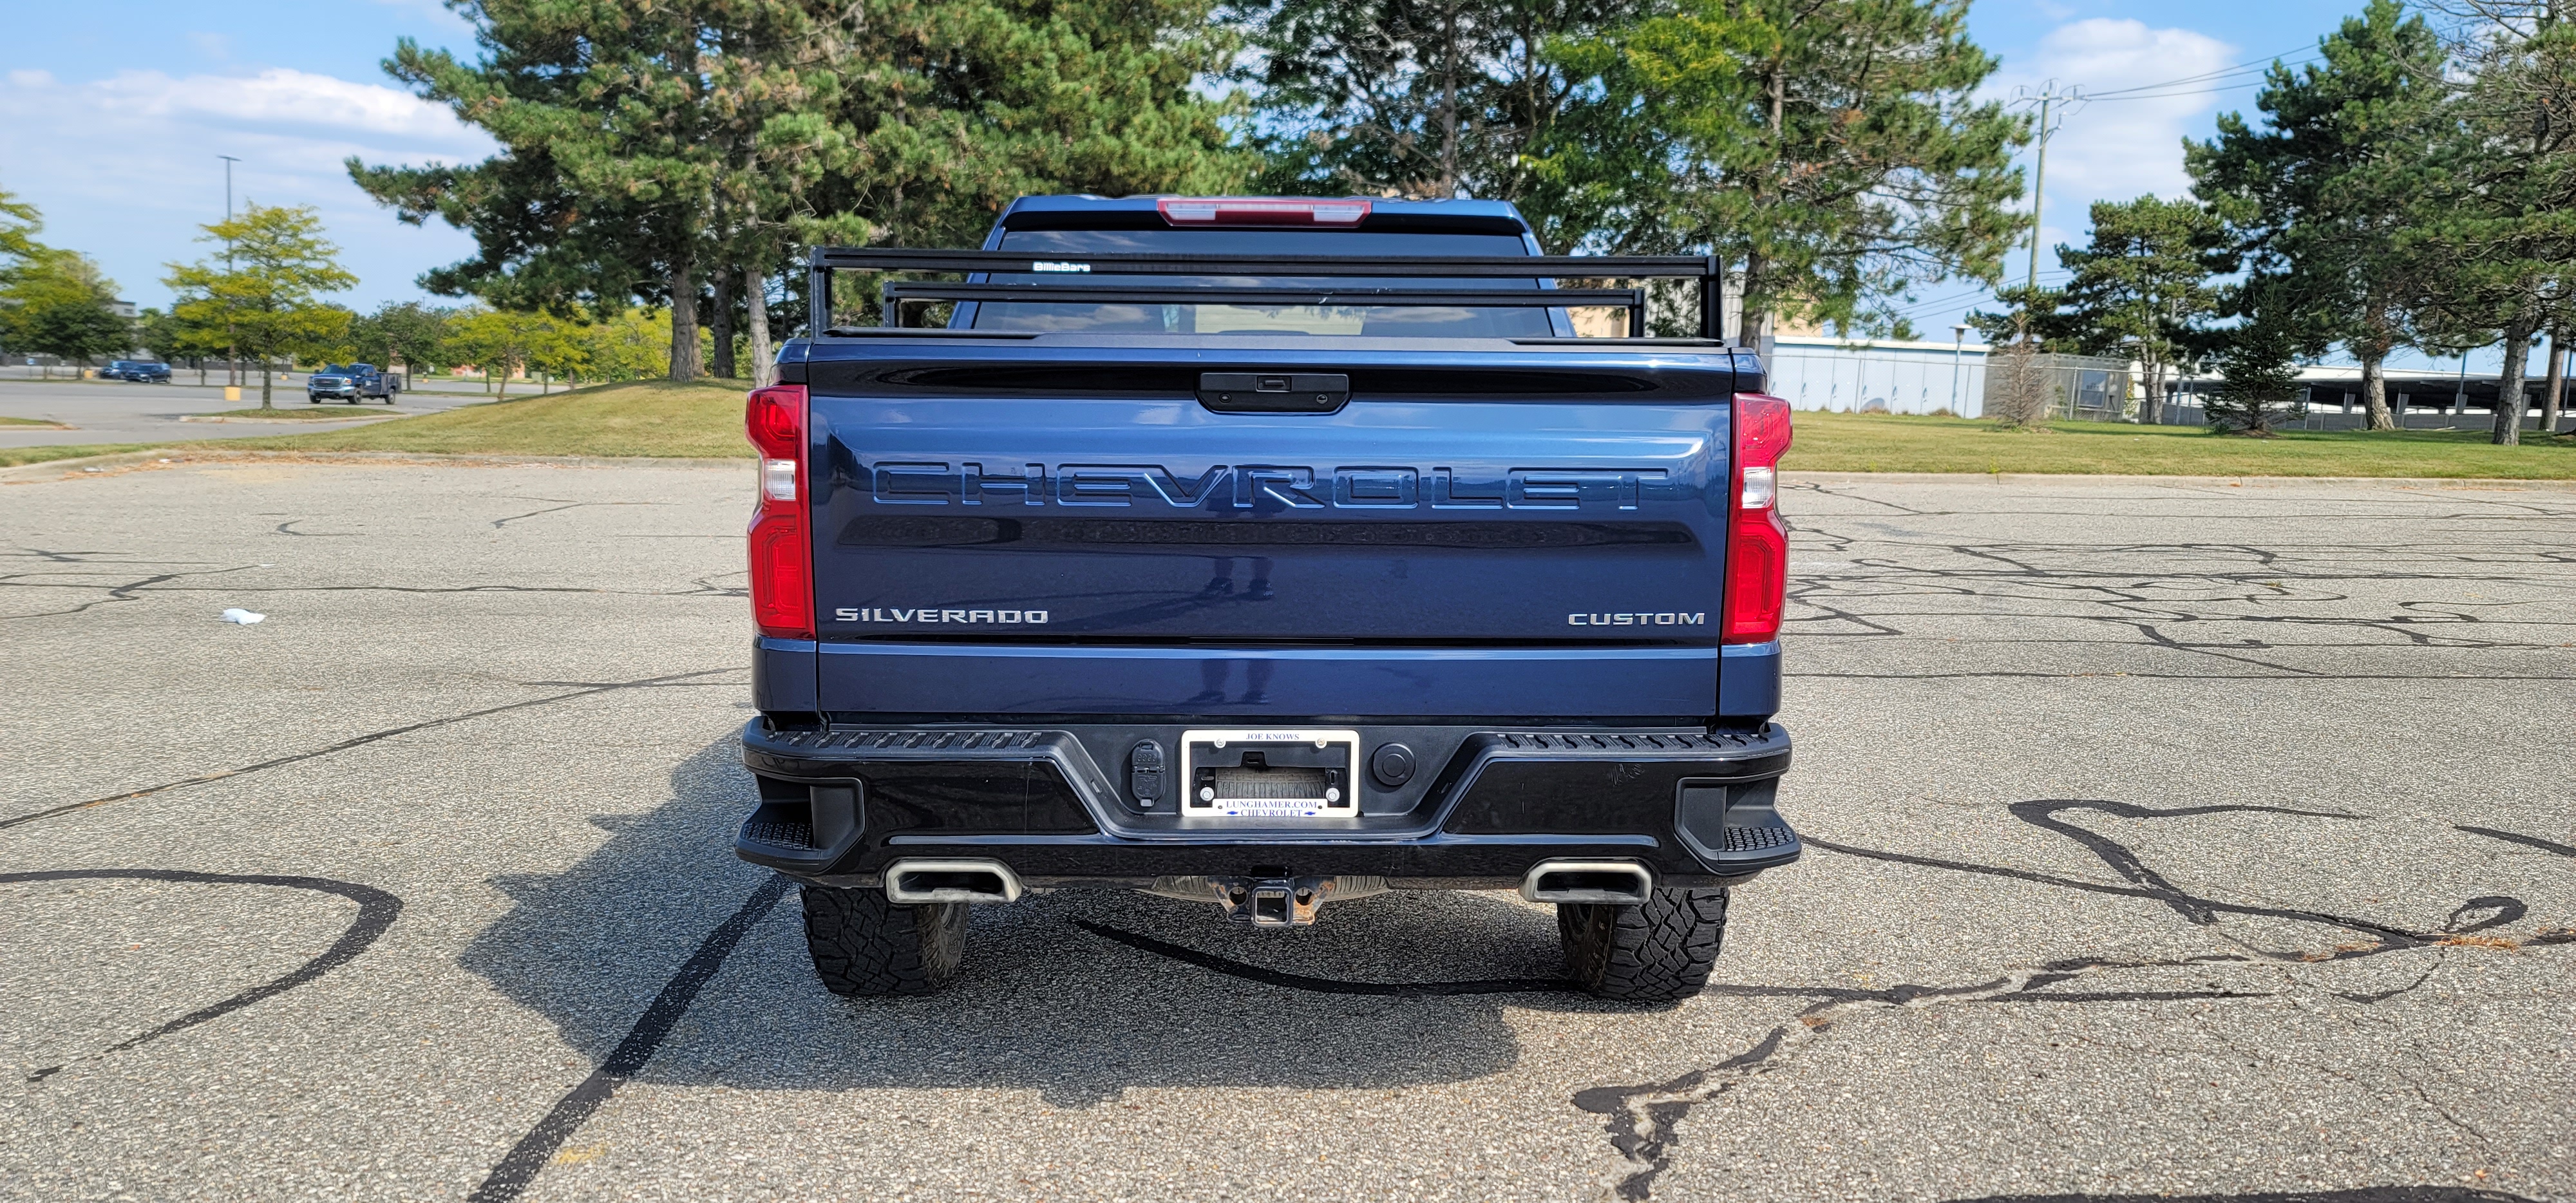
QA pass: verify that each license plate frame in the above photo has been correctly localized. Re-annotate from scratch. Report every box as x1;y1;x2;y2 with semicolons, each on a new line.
1179;728;1361;819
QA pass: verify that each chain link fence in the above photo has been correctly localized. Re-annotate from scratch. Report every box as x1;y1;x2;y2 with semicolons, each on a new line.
1982;349;2134;424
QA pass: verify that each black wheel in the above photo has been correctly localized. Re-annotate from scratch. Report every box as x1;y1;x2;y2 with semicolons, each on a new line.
800;884;966;996
1557;887;1730;1003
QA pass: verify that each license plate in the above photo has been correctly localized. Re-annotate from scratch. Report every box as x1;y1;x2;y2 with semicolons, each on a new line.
1179;729;1359;819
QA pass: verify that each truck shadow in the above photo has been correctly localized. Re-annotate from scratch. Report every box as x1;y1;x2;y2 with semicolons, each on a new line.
460;736;1636;1107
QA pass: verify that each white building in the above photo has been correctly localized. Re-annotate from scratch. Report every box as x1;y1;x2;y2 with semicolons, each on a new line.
1764;334;1990;418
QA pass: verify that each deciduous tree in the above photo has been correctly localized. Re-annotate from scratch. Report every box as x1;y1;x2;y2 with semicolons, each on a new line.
164;204;357;409
4;249;131;370
0;183;40;267
350;301;457;384
444;306;571;400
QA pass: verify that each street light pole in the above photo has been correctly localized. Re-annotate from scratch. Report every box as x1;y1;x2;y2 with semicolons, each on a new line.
218;155;241;390
2454;348;2470;421
1951;323;1970;415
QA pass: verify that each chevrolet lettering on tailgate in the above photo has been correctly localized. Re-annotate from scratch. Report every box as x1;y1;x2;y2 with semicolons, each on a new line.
865;463;1681;511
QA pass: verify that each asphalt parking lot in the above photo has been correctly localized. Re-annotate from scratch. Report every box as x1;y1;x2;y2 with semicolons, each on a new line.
0;378;507;448
3;460;2570;1202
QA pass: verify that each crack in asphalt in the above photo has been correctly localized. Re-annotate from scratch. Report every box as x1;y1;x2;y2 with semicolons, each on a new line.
466;874;791;1203
0;667;742;831
489;498;663;530
1073;919;1572;996
4;869;402;1083
1573;793;2573;1200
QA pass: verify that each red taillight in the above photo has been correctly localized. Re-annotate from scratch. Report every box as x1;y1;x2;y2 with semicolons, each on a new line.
1721;393;1793;645
744;384;811;639
1157;197;1372;227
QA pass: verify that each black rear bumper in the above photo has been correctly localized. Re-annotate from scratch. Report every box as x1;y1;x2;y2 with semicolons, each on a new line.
735;721;1797;889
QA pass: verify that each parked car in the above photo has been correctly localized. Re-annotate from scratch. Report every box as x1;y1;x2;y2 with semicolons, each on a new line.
307;363;399;404
732;194;1799;1003
105;360;171;383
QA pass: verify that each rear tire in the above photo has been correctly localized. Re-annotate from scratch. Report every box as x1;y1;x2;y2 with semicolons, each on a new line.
800;884;966;996
1557;887;1729;1003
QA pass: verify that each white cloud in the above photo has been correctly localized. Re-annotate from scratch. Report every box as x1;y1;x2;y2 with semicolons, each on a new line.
1983;19;2237;272
80;67;489;151
0;68;496;309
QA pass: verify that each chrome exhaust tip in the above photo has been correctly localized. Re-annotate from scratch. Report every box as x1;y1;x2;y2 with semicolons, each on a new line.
884;858;1025;904
1520;860;1654;905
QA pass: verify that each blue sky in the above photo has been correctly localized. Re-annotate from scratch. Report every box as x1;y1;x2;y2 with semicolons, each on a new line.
1;0;2455;368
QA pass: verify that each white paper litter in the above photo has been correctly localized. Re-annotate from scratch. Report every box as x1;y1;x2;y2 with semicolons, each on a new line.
219;609;266;625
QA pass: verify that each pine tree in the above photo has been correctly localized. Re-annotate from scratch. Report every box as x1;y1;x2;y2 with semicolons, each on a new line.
2206;276;2316;436
1231;0;1629;234
352;3;768;381
2038;197;2233;424
826;0;1246;250
1546;0;2029;341
2409;1;2576;444
2188;1;2452;433
355;1;1240;375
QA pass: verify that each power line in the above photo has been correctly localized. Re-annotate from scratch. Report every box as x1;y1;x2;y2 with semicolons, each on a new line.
1886;272;2072;318
2082;44;2321;99
2087;60;2327;104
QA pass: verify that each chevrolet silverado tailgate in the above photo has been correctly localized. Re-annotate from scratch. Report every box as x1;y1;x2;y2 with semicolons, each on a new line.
801;339;1741;719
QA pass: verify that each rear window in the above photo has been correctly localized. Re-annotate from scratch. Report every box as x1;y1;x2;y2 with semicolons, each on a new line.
969;229;1555;339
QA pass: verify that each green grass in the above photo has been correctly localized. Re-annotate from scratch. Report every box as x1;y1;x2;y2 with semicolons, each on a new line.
0;442;155;468
209;378;752;457
0;379;748;468
0;415;72;428
1788;410;2576;478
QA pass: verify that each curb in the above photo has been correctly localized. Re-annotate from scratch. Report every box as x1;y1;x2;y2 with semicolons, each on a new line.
177;413;406;424
0;448;753;484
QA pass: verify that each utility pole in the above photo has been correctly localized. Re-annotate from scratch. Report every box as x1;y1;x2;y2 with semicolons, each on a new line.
219;155;240;390
2007;83;2083;343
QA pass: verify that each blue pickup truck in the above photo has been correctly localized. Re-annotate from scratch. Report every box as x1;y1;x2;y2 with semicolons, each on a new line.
733;195;1797;1002
307;363;398;404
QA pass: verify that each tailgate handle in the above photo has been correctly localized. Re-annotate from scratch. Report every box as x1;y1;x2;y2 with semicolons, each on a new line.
1199;372;1349;413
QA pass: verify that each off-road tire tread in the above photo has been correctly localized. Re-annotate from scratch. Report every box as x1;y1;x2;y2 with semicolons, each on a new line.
800;884;966;996
1558;887;1729;1003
